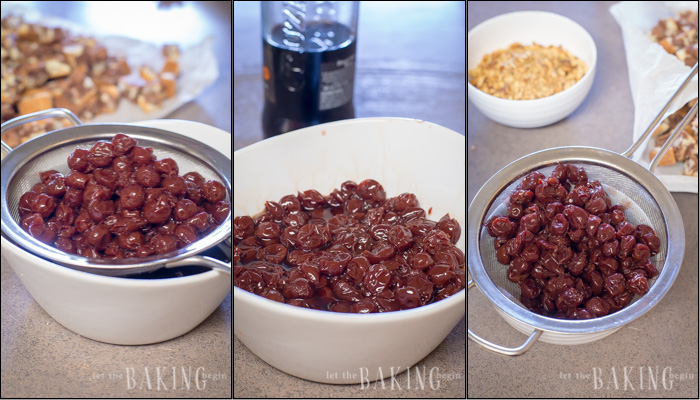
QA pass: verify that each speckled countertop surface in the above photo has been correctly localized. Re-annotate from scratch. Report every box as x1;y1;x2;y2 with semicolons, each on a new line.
468;2;698;399
0;259;232;398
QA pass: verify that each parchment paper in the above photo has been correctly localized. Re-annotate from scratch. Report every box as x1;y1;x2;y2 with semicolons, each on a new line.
0;4;219;124
609;1;698;193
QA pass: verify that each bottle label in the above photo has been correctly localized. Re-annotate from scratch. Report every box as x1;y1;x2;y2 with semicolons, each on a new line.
320;54;355;111
262;20;356;131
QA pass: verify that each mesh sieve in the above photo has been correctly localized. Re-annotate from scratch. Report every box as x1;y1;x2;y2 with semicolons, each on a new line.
479;161;666;309
1;122;232;275
6;132;227;214
468;146;684;335
469;64;694;355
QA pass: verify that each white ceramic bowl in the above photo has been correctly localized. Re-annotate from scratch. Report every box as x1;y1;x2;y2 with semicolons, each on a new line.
468;11;597;128
0;120;232;345
494;307;620;345
233;117;466;384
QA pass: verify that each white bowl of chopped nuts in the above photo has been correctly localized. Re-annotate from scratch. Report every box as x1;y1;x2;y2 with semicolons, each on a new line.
468;11;597;128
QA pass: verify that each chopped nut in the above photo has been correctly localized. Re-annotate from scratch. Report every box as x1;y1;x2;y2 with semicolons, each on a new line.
659;38;676;54
8;46;19;61
107;58;131;77
136;96;159;113
83;76;95;90
139;66;158;82
159;72;176;98
0;81;17;103
161;59;179;76
649;146;677;166
653;119;671;138
2;130;20;148
649;11;698;66
45;58;72;78
37;26;60;44
118;75;146;102
97;83;120;114
136;81;165;113
1;14;181;129
87;45;108;64
1;102;16;123
92;61;106;77
681;43;699;67
683;152;698;177
673;130;698;163
468;42;587;100
18;89;53;115
62;43;85;57
62;43;86;69
162;44;180;61
648;11;698;176
17;23;38;41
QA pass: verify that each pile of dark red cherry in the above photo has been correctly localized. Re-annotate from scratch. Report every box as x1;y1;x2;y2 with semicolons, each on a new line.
234;179;466;313
485;163;661;320
17;133;231;259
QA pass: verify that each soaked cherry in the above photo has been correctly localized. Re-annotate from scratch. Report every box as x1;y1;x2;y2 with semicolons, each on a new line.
485;163;661;320
17;133;230;260
233;180;465;313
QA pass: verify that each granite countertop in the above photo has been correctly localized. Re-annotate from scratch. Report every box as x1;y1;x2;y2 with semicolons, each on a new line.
468;2;698;398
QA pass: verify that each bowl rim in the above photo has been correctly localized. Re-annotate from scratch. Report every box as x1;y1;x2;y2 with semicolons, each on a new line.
0;118;232;283
1;233;226;285
234;117;466;320
467;10;598;104
234;285;465;321
234;117;465;156
468;146;684;334
0;123;232;271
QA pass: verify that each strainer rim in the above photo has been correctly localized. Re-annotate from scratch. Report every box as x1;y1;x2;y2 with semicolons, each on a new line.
0;123;232;271
468;146;684;334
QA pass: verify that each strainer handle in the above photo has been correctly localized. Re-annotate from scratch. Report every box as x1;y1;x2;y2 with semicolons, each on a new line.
164;255;231;274
622;63;698;160
1;108;82;157
1;141;11;157
468;279;542;356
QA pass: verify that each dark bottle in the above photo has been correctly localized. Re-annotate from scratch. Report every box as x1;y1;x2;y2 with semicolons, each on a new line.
261;1;359;138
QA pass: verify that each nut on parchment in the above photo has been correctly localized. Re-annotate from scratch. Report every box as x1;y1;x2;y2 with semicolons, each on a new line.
45;58;72;78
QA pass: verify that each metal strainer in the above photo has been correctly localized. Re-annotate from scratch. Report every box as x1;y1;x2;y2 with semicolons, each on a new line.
468;64;697;355
1;109;232;276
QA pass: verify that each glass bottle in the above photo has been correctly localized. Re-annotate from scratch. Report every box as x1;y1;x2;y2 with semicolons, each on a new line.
261;1;359;138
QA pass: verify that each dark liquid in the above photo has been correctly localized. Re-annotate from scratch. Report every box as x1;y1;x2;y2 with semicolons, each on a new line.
123;245;229;279
262;22;356;138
